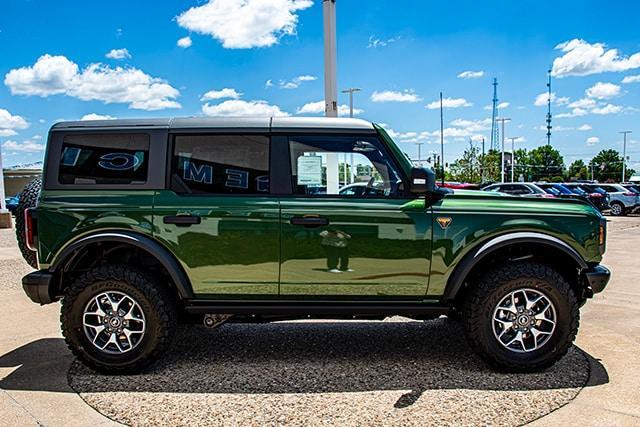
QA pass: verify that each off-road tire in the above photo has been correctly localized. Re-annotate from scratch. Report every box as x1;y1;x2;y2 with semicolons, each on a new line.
15;178;41;268
61;265;177;374
463;262;579;372
610;201;625;216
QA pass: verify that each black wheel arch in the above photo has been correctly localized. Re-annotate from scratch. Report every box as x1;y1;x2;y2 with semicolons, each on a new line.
442;231;588;302
49;230;194;300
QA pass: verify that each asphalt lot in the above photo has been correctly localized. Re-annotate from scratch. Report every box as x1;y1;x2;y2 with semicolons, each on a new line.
0;217;639;426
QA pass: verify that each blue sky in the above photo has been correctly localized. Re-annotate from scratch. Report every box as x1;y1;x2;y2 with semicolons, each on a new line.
1;0;639;169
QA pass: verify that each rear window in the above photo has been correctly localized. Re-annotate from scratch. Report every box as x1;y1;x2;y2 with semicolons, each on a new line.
59;134;149;185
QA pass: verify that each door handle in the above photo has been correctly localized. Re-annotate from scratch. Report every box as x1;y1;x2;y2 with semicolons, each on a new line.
290;216;329;228
163;215;201;226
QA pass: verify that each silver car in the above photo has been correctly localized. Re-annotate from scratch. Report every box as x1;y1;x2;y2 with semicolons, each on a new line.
596;183;639;216
482;182;556;198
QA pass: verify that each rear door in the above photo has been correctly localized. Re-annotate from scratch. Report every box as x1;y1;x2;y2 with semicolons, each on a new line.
278;133;432;300
153;133;280;298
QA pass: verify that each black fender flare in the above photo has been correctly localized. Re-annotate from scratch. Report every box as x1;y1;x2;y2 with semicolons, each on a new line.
442;231;588;301
50;230;194;299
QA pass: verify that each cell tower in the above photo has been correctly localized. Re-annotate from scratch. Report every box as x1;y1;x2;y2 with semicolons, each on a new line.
490;78;499;151
546;69;552;145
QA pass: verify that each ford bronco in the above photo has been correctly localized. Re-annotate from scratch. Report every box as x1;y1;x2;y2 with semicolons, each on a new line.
18;117;610;373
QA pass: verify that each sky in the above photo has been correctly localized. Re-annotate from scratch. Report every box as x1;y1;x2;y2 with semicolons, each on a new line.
0;0;639;169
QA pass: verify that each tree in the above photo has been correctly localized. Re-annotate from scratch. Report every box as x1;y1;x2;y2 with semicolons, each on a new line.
480;149;502;183
589;149;636;182
525;145;565;181
449;142;481;183
566;159;589;181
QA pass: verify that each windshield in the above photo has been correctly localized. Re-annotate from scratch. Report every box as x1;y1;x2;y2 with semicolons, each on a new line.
374;123;414;178
552;184;573;195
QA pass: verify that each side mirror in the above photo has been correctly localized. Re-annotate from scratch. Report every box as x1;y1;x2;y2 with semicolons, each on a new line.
409;167;436;194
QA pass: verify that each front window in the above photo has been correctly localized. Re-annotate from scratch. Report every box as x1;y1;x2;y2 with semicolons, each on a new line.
289;135;404;197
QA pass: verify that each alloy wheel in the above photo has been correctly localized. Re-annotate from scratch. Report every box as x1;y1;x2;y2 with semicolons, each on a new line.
82;291;146;354
492;288;556;353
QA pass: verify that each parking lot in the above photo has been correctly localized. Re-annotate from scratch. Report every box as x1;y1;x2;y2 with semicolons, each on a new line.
1;217;639;426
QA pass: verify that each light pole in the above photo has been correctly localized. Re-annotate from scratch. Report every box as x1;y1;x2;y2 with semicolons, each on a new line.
509;137;519;182
415;141;424;165
496;117;511;183
620;131;632;182
323;0;339;193
342;87;361;183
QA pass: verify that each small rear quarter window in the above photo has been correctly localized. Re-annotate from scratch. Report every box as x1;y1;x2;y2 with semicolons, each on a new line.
58;133;150;185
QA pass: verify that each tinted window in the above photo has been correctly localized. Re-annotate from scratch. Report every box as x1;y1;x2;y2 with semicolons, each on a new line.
171;135;270;194
59;133;149;185
289;135;403;197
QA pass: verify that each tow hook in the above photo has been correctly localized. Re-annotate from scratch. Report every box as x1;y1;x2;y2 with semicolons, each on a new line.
203;314;233;329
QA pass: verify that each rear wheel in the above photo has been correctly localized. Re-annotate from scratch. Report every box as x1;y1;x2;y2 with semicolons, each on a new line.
463;262;579;372
61;265;177;373
15;178;41;268
610;201;625;216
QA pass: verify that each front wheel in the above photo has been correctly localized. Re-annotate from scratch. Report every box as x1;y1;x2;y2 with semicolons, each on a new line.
462;262;579;372
61;265;177;374
609;202;625;216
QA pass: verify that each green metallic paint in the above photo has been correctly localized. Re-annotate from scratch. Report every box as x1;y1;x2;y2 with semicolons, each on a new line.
279;197;432;300
152;191;280;298
36;190;155;269
425;189;603;296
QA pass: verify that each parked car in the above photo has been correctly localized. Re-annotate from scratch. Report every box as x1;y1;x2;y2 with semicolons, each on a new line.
338;182;386;197
5;193;20;215
591;183;639;216
18;117;609;374
440;182;481;190
563;183;610;212
537;183;607;211
482;182;556;198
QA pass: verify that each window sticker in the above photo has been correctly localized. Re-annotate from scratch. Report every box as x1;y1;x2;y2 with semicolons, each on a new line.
297;155;322;185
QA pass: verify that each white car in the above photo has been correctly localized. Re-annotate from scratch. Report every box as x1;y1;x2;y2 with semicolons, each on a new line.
596;183;639;216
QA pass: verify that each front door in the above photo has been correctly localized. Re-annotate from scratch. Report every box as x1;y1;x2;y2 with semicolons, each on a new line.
153;134;280;298
279;134;432;300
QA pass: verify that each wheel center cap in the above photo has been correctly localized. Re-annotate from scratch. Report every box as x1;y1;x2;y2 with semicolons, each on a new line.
517;315;530;326
109;317;122;328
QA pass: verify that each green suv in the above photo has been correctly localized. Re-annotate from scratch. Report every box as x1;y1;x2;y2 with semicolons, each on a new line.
19;117;610;374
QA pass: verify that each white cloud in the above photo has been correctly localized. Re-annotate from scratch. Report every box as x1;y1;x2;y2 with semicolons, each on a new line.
177;36;193;48
202;99;289;117
4;54;181;110
296;100;362;116
367;35;399;48
105;48;131;60
449;118;491;132
569;98;597;109
176;0;313;49
534;92;555;107
578;124;592;131
2;138;44;153
370;90;421;103
457;70;484;79
0;108;29;137
551;39;640;78
585;82;621;99
484;101;509;110
80;113;115;121
200;88;242;101
591;104;622;115
425;97;472;109
586;136;599;146
277;74;317;89
622;74;640;84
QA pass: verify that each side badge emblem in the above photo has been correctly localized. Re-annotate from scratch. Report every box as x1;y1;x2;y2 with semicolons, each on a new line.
437;217;452;230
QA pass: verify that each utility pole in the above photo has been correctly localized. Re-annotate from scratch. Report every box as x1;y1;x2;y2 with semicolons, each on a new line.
440;92;445;185
509;137;519;182
497;117;511;183
323;0;339;193
481;137;485;182
546;69;552;146
620;130;632;182
342;87;361;182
